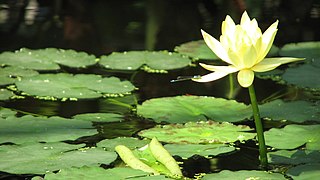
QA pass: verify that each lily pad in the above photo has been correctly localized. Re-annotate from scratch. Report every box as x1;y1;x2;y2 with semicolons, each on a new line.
268;149;320;165
0;115;97;144
43;167;153;180
97;137;150;151
282;63;320;89
99;51;191;72
15;73;135;100
137;96;251;123
279;41;320;59
174;40;279;60
72;113;123;122
0;89;15;100
0;48;97;70
202;170;285;180
138;121;255;144
0;66;39;86
164;144;236;159
286;163;320;180
259;100;320;123
0;107;17;118
265;124;320;150
0;142;117;174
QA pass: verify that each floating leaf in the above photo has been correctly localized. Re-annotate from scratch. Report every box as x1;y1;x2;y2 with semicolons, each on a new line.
0;115;96;144
0;142;117;174
268;149;320;165
0;66;39;86
137;96;251;123
282;63;320;89
202;170;285;180
0;89;15;100
15;73;135;100
259;100;320;123
164;144;235;159
0;48;97;70
279;41;320;59
138;121;255;144
97;137;150;151
286;163;320;180
265;124;320;150
99;51;191;72
175;40;278;60
44;167;152;180
72;113;123;122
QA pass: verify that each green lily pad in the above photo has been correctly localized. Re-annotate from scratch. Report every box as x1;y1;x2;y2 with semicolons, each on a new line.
0;48;97;70
265;124;320;150
0;107;17;118
0;115;97;144
138;121;255;144
43;167;153;180
282;63;320;89
286;163;320;180
137;96;251;123
0;89;15;100
174;40;218;60
97;137;150;151
164;144;236;159
202;170;285;180
72;113;123;122
0;66;39;86
174;40;279;60
268;149;320;165
15;73;135;100
279;41;320;59
259;100;320;123
99;51;191;72
0;142;117;174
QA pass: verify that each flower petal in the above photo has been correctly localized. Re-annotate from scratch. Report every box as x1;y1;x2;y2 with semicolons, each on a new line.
257;20;279;63
240;11;251;27
192;71;230;83
252;57;304;72
201;29;233;65
199;63;238;73
237;69;254;87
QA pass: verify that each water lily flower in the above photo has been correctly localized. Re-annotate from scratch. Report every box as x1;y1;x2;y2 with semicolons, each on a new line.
193;11;303;87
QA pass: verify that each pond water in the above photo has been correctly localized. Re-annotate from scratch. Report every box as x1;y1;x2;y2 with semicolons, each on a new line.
1;0;320;179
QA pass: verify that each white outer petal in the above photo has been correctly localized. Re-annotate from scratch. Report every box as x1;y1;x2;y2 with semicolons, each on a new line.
192;71;231;82
199;63;238;73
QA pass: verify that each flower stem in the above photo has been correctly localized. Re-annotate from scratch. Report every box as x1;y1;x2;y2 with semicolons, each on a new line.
248;84;268;169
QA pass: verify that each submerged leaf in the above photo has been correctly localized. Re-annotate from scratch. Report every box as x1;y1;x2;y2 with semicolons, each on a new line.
72;113;123;122
268;149;320;165
97;137;150;151
137;96;251;123
265;124;320;150
286;163;320;180
138;121;255;144
99;51;191;72
202;170;285;180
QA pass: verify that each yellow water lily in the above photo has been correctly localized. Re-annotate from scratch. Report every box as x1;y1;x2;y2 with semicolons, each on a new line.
193;11;303;87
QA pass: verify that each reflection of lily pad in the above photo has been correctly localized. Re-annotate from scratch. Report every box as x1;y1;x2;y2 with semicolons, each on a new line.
259;100;320;123
137;96;251;123
265;124;320;150
0;48;97;70
0;115;96;144
0;142;117;174
0;89;15;100
286;163;320;180
279;41;320;59
97;137;150;151
268;149;320;165
174;40;279;60
282;63;320;89
72;113;123;122
138;121;255;144
202;170;285;180
99;51;191;72
44;167;152;180
0;66;39;86
164;144;235;159
15;73;135;100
